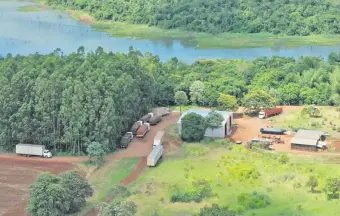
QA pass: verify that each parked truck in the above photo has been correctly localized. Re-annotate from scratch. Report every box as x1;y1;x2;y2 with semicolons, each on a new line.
152;107;170;116
131;121;143;135
258;107;283;119
139;113;153;123
136;123;150;138
147;145;163;167
149;115;162;125
153;131;164;148
120;132;133;148
16;144;52;158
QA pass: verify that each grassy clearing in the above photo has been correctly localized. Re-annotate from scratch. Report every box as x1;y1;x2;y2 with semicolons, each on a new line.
38;4;340;49
272;106;340;138
126;141;340;216
17;5;44;12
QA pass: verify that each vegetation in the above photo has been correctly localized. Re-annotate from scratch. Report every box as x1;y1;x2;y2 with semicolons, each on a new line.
205;111;224;138
1;49;340;153
181;113;207;142
97;201;137;216
17;5;44;12
28;171;93;216
323;178;340;200
174;91;188;114
46;0;340;36
87;141;106;166
196;204;236;216
237;191;271;211
243;90;277;113
217;94;239;111
306;175;319;193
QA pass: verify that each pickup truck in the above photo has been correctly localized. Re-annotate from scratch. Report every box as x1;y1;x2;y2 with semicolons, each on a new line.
120;132;133;148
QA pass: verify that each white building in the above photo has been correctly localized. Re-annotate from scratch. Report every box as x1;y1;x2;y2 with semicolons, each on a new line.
177;109;234;138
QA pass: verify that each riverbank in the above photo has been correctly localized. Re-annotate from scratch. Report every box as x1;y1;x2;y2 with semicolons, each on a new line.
26;1;340;49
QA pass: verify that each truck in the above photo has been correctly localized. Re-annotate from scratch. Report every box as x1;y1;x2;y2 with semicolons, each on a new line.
139;113;153;123
149;115;162;125
147;145;163;167
120;132;133;148
153;131;164;148
131;121;143;135
16;144;52;158
136;123;150;138
258;107;283;119
152;107;170;116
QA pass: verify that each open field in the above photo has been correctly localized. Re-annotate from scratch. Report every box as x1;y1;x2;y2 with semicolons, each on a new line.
0;157;74;216
126;143;340;216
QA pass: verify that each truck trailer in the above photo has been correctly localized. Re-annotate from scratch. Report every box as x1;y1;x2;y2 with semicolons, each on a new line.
131;121;143;135
139;113;153;123
16;144;52;158
149;115;162;125
259;107;283;119
147;145;163;167
136;123;150;138
153;131;164;148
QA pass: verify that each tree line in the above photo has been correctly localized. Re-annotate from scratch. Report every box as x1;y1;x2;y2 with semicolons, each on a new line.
46;0;340;35
0;47;339;153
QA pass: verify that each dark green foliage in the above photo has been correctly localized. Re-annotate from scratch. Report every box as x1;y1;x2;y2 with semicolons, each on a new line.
181;113;207;142
28;171;93;216
323;178;340;199
47;0;340;36
87;141;106;166
97;201;137;216
196;204;236;216
306;175;319;193
106;184;131;201
237;191;271;210
170;179;212;203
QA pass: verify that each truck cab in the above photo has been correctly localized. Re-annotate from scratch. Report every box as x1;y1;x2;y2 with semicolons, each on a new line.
43;150;52;158
120;132;133;148
258;111;266;119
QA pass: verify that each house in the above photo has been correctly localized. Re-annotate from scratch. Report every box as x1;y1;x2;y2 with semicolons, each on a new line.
177;109;233;138
290;130;326;151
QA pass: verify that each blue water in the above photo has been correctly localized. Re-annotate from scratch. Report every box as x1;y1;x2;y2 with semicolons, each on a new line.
1;1;340;63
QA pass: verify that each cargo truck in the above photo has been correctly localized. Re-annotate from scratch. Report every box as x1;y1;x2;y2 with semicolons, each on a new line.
149;115;162;125
258;107;282;119
147;145;163;167
16;144;52;158
153;131;164;148
136;123;150;138
139;113;153;123
131;121;143;135
120;132;133;148
152;107;170;116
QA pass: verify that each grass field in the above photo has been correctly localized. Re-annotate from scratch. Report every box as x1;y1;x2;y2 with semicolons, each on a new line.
272;106;340;138
124;139;340;216
35;3;340;49
17;5;44;12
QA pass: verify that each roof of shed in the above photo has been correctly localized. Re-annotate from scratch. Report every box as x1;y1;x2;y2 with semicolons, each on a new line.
294;130;325;140
177;109;233;126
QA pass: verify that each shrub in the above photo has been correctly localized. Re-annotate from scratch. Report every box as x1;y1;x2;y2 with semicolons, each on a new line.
170;178;212;203
184;146;208;156
106;184;131;201
237;191;271;210
306;175;319;193
323;178;340;200
196;204;236;216
181;113;207;142
277;154;289;164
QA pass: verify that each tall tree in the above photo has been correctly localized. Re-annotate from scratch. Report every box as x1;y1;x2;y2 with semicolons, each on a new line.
174;91;188;114
217;93;239;111
243;90;276;112
190;81;205;105
205;111;224;138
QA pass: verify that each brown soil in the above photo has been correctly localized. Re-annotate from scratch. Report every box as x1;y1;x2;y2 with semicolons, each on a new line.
79;15;94;23
121;157;147;186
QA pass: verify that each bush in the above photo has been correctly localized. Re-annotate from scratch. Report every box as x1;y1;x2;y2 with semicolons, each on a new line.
106;185;131;201
181;113;208;142
184;146;208;156
277;154;289;164
196;204;236;216
237;191;271;210
170;178;212;203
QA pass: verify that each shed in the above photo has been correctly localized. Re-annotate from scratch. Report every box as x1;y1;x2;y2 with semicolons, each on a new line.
291;130;326;151
177;109;233;138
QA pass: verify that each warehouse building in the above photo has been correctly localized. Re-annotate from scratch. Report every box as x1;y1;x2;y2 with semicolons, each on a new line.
177;109;233;138
290;130;326;151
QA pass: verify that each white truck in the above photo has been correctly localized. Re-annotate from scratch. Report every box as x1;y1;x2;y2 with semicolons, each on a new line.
16;144;52;158
153;131;164;148
147;145;163;167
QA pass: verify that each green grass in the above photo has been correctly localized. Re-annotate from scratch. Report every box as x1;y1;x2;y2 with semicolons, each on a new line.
38;4;340;49
126;143;340;216
272;106;340;139
17;5;44;12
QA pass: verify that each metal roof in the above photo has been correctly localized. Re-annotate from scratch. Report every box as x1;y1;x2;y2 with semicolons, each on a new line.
291;137;318;146
177;109;233;126
294;130;325;140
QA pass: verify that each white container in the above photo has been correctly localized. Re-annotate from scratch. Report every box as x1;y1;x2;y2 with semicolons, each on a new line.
147;145;163;167
153;131;164;148
16;144;52;158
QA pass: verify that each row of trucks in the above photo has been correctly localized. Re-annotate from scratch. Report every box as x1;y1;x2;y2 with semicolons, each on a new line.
258;107;283;119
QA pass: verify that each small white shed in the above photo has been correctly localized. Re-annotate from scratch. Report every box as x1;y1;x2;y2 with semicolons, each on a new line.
177;109;233;138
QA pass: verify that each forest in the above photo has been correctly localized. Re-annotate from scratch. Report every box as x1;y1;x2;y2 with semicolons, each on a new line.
46;0;340;35
0;47;339;153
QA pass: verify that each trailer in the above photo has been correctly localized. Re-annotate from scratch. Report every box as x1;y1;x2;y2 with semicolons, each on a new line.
259;107;282;119
120;132;133;148
149;115;162;125
153;131;164;148
16;144;52;158
139;113;153;123
260;128;286;135
131;121;143;135
147;145;163;167
136;123;150;138
152;107;170;116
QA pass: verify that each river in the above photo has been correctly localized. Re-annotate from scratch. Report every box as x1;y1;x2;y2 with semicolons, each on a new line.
1;0;340;63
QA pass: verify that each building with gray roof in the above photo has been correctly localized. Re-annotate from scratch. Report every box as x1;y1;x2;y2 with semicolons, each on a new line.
291;129;326;151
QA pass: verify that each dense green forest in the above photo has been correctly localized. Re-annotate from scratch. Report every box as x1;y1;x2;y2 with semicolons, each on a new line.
46;0;340;35
0;47;340;153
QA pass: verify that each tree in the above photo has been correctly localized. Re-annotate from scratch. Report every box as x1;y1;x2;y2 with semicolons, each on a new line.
28;171;93;216
217;93;238;111
190;81;205;105
301;105;321;118
196;204;236;216
306;175;318;193
324;178;340;200
87;142;106;166
205;111;224;138
181;113;207;142
243;90;276;113
174;91;188;114
98;201;137;216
